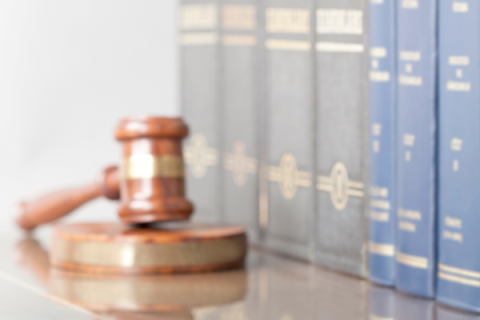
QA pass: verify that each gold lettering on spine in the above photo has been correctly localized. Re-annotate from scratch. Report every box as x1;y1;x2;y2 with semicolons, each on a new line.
180;4;218;46
223;35;257;46
184;134;219;178
438;263;480;287
396;251;428;269
316;9;363;35
266;39;310;51
316;42;364;53
369;242;394;256
268;153;311;199
122;155;184;180
370;211;389;221
266;8;310;33
402;0;419;9
317;162;364;210
222;5;256;30
398;221;416;232
453;2;469;12
439;263;480;279
439;272;480;287
181;4;218;30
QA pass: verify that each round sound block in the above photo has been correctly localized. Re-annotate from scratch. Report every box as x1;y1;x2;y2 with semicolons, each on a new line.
50;222;247;274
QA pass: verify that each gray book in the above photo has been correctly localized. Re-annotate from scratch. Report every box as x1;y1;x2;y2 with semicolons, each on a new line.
262;0;316;261
314;0;369;276
180;0;222;223
220;0;261;243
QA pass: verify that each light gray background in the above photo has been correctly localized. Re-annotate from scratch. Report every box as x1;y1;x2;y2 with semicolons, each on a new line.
0;0;179;237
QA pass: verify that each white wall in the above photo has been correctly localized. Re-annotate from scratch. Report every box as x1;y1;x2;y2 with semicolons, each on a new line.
0;0;179;237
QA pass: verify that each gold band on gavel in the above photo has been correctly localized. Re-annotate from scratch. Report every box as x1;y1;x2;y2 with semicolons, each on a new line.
121;155;184;179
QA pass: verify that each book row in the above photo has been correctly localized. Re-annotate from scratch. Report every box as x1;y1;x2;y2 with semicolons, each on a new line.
179;0;480;314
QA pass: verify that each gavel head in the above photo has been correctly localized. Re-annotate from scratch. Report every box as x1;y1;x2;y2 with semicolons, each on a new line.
115;116;194;224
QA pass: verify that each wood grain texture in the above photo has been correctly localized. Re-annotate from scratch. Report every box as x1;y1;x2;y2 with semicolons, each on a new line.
15;166;120;231
115;117;194;223
115;116;189;140
51;222;247;275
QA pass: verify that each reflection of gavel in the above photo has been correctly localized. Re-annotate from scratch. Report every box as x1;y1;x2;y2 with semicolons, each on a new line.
16;117;194;231
15;236;247;316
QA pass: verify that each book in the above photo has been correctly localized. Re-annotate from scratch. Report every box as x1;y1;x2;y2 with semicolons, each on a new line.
395;0;437;297
437;0;480;313
369;285;395;320
262;0;315;260
314;0;369;276
180;0;222;223
368;0;397;286
220;0;261;243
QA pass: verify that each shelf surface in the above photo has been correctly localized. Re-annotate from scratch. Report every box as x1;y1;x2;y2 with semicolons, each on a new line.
0;230;472;319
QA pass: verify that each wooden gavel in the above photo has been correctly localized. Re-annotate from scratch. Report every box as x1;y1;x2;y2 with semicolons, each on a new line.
16;117;194;231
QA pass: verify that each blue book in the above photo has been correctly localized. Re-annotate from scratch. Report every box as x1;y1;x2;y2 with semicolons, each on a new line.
369;0;397;286
437;0;480;313
395;0;437;297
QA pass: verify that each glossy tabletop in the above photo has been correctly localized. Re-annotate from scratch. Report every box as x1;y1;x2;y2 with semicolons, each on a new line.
0;230;474;319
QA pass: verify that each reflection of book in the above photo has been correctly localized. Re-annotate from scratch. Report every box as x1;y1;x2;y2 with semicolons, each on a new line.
369;285;395;320
395;290;434;320
437;0;480;313
395;0;437;298
368;0;396;286
221;0;260;244
262;1;315;261
315;0;369;277
180;0;222;223
437;304;480;320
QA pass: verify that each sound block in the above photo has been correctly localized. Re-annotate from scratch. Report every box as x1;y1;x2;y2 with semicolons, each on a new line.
50;222;247;274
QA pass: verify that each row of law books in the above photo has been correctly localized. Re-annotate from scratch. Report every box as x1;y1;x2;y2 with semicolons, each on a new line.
179;0;480;314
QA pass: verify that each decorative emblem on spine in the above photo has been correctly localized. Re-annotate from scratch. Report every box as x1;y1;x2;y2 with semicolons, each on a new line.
183;134;219;178
224;141;257;186
317;162;364;210
268;153;312;200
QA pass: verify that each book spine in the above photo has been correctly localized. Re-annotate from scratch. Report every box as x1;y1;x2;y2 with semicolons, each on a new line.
314;0;369;276
369;286;395;320
437;0;480;313
262;0;315;261
395;0;437;297
180;0;222;223
368;0;396;286
220;0;260;243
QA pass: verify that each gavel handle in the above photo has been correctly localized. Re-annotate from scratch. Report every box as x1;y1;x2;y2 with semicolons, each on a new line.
15;166;120;231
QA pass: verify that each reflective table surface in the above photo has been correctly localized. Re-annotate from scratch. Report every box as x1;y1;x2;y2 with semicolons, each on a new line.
0;232;475;319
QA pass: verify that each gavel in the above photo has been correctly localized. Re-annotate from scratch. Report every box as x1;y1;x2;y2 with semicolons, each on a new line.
16;116;194;231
